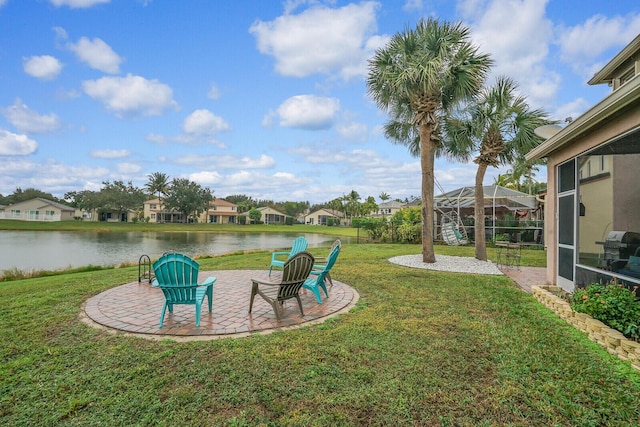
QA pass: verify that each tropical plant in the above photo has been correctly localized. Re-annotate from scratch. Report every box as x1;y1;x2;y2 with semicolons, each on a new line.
367;18;492;262
445;76;550;260
145;172;170;222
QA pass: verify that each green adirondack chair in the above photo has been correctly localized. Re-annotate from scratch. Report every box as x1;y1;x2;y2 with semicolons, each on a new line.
303;244;340;304
250;251;315;320
151;253;216;328
269;236;308;275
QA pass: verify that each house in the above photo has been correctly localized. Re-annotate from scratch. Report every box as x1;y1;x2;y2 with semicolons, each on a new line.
304;208;344;225
0;198;75;221
257;206;287;224
526;34;640;292
373;201;405;218
142;198;185;223
205;199;238;224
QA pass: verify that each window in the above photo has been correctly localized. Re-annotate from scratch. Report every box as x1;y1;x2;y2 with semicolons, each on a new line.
577;126;640;286
150;214;156;219
11;209;20;218
150;204;156;210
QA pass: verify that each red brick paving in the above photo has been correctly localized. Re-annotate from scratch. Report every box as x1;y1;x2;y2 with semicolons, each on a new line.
83;265;545;341
500;266;548;293
83;270;359;340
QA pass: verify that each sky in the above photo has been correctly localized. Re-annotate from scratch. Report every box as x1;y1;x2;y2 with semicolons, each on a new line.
0;0;639;205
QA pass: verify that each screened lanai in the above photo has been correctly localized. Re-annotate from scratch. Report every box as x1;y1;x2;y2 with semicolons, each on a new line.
434;185;542;243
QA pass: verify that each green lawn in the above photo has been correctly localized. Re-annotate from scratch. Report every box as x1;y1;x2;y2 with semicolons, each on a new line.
1;243;638;426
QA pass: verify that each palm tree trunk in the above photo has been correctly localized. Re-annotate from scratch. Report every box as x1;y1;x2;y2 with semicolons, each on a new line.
420;123;436;263
474;163;488;260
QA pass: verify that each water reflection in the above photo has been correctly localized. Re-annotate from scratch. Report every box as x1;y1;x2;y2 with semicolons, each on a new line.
0;231;346;271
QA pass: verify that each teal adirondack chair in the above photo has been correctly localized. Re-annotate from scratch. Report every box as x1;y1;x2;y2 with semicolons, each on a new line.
303;244;340;304
250;251;315;320
151;253;216;328
269;236;308;275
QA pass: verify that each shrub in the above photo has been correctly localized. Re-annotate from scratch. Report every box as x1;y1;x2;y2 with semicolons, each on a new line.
395;222;421;243
570;283;640;340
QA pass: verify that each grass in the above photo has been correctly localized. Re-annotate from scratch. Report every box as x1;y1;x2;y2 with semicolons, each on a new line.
2;243;638;426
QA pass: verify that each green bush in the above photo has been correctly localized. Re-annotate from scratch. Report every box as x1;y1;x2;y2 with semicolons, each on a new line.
395;222;421;243
570;283;640;340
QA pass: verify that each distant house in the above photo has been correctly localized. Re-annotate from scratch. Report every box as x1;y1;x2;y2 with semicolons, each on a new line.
257;207;287;224
0;198;75;221
373;201;405;218
305;208;344;225
142;198;185;223
205;199;238;224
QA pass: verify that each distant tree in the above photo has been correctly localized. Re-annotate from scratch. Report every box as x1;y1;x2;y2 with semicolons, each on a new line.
99;181;147;220
64;190;100;212
145;172;170;223
342;190;361;224
163;178;213;223
379;192;390;203
248;208;262;224
361;196;378;216
278;201;309;218
226;194;256;213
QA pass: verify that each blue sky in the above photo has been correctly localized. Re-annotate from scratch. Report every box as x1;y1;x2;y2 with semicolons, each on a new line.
0;0;638;204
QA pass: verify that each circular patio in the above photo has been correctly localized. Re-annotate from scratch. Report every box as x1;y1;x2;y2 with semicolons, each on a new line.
82;269;359;341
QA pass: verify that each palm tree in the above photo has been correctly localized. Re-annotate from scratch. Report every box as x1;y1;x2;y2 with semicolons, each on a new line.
445;76;550;260
379;192;390;203
145;172;169;223
367;18;492;263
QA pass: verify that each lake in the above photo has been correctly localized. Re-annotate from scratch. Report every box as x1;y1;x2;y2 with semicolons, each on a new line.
0;231;348;271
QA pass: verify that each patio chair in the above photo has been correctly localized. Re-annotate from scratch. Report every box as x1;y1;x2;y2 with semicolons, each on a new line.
249;251;315;320
151;252;216;328
303;244;340;304
311;239;341;287
269;236;308;275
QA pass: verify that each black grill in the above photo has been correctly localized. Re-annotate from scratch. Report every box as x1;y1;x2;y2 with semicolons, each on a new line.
602;231;640;265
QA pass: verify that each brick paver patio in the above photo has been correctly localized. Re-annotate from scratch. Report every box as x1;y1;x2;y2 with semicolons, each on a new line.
83;270;358;340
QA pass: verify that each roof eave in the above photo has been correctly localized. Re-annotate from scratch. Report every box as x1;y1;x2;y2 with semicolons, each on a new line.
588;34;640;85
526;76;640;160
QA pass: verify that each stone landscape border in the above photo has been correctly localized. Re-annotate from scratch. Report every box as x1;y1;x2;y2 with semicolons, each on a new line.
532;285;640;372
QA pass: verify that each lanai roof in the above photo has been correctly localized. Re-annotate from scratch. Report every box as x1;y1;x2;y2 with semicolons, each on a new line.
435;185;537;210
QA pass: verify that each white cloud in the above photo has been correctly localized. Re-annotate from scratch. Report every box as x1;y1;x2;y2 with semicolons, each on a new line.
174;153;276;169
554;98;590;123
182;109;230;135
250;1;383;79
1;99;61;134
82;74;178;118
23;55;63;80
403;0;423;11
207;84;221;100
558;13;640;76
49;0;110;8
188;171;223;185
116;162;141;174
276;95;340;129
67;36;122;73
0;130;38;155
464;0;557;107
91;149;131;159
